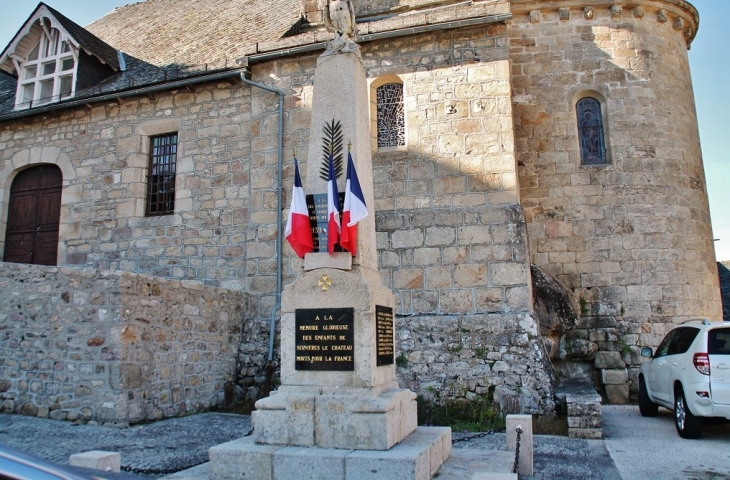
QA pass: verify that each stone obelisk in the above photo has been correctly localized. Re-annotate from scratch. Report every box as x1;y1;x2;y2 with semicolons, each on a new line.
253;5;415;451
210;2;450;478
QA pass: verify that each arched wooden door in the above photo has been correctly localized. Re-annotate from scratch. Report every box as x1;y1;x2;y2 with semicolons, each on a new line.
4;165;62;265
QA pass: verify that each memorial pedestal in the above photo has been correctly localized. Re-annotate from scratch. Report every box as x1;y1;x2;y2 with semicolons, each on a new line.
209;36;450;479
252;265;418;450
209;426;452;480
253;384;417;450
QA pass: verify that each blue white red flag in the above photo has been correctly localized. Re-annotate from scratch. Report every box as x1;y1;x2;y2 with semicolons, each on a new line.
327;151;341;254
340;152;368;257
285;158;314;258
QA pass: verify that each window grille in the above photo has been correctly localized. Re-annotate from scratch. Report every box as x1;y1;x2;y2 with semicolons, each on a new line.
376;83;405;148
146;133;178;216
576;97;607;165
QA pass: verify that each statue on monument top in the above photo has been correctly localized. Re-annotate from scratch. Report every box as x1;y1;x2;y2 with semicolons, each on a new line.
323;0;357;40
322;0;360;56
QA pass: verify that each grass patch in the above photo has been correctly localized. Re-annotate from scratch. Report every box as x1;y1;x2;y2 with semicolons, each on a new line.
209;397;257;415
417;391;504;433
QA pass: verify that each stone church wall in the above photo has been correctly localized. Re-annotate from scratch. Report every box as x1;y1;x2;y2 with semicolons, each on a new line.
509;0;722;401
0;263;247;424
226;23;555;411
0;80;255;292
1;0;721;415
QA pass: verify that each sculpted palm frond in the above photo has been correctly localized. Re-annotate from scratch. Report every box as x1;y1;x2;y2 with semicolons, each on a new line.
319;118;344;181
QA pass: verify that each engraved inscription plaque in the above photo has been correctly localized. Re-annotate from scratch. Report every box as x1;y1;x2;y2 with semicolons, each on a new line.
307;193;345;253
376;305;394;366
295;308;354;371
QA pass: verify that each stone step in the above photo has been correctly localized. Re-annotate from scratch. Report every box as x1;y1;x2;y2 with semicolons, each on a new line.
437;449;517;480
208;426;451;480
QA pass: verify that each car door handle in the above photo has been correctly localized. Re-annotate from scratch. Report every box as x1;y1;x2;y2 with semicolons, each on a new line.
714;364;730;370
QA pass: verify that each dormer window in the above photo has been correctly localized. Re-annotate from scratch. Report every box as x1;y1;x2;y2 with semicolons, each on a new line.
15;24;77;109
1;4;122;113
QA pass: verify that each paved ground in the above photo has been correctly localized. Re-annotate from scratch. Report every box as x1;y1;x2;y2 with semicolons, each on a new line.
1;405;729;478
603;405;730;480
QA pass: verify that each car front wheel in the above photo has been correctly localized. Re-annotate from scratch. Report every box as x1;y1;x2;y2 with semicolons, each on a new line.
674;388;702;439
638;376;658;417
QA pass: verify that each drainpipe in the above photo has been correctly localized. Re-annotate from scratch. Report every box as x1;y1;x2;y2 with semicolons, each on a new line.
238;71;286;367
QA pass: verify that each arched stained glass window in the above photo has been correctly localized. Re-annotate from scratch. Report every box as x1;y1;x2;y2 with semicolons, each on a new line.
576;97;607;165
376;83;405;148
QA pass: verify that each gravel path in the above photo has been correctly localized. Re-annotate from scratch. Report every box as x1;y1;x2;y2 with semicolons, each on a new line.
0;412;251;478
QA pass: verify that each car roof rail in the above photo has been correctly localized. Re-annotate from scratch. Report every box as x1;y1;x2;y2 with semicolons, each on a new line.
680;319;712;326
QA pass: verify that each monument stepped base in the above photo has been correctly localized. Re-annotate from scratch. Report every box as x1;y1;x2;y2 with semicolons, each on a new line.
437;449;517;480
209;426;451;480
252;384;417;450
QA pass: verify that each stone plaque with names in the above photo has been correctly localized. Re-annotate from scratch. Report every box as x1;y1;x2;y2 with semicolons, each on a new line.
307;193;345;253
295;308;354;371
376;305;394;366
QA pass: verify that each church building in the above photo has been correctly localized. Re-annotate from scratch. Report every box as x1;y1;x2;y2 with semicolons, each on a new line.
0;0;720;424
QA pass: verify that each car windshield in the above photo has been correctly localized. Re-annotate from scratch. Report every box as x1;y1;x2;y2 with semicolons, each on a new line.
708;328;730;355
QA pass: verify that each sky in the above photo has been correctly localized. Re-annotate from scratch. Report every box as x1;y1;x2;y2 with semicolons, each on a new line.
0;0;727;259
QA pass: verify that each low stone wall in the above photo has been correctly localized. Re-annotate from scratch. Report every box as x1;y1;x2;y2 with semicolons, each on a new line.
394;311;555;414
556;378;602;439
0;263;248;424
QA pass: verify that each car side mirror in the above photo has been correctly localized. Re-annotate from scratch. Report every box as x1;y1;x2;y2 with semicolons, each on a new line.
640;347;653;358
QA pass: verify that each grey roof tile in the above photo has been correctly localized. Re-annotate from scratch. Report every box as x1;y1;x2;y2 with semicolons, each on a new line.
0;0;510;119
43;3;120;70
85;0;303;68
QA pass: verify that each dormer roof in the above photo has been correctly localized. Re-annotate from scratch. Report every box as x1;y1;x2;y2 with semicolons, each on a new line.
0;2;120;77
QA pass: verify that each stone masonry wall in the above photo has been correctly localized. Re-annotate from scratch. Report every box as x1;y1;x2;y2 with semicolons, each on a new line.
0;80;254;292
365;24;553;412
0;21;556;413
245;24;555;412
509;0;722;401
0;262;247;424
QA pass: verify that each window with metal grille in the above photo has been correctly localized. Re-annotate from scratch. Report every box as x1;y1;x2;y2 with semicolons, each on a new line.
576;97;607;165
376;83;405;148
146;133;177;216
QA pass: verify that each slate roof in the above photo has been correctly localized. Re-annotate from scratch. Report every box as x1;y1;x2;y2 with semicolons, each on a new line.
85;0;303;69
0;0;511;119
43;3;120;70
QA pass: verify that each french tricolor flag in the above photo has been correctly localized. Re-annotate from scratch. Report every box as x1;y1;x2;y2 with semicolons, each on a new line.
285;158;314;258
340;152;368;257
327;151;341;254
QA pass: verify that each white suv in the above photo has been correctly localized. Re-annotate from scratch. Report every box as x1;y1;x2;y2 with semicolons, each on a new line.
639;319;730;438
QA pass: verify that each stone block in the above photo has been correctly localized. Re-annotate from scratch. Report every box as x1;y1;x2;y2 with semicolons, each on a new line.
605;384;630;405
253;394;315;446
209;436;283;480
438;449;516;479
345;427;451;480
506;414;533;477
594;351;625;369
601;369;628;385
209;428;448;480
345;442;430;480
314;388;418;450
253;385;417;451
490;263;528;286
274;446;350;480
304;252;352;271
399;426;451;477
69;451;120;473
569;428;602;439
